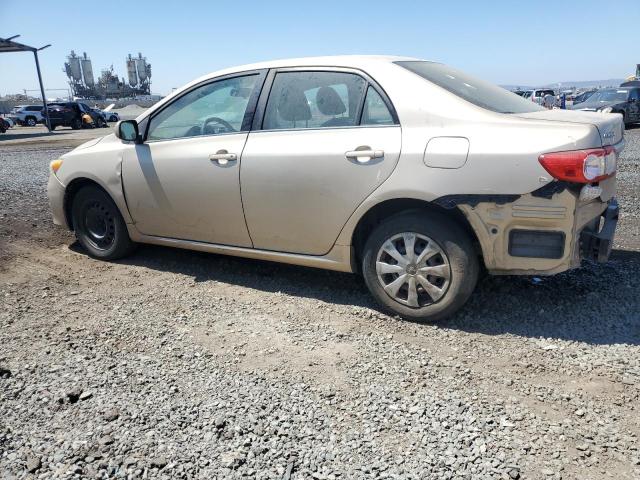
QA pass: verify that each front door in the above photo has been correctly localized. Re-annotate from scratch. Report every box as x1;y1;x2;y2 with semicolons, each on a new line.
122;72;264;246
241;70;402;255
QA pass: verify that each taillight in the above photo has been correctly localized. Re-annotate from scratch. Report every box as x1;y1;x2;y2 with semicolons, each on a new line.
538;146;617;183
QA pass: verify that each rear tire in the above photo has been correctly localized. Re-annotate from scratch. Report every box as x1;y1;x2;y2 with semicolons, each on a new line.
71;118;82;130
361;211;479;322
71;186;136;260
26;116;36;127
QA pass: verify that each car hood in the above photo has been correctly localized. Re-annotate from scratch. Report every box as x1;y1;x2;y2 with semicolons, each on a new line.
71;136;107;151
513;109;624;146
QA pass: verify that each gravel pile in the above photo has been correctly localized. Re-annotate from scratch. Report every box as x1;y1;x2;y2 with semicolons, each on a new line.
1;130;639;479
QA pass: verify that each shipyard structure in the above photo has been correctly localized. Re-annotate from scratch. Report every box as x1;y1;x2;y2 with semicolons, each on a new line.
64;51;152;99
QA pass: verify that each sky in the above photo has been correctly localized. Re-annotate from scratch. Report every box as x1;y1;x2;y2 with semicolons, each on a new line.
1;0;638;97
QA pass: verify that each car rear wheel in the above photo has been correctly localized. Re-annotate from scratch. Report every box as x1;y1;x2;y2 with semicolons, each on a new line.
71;186;136;260
361;211;479;322
71;118;82;130
26;117;36;127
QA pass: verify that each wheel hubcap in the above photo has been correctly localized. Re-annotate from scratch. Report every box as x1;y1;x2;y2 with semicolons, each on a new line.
376;232;451;308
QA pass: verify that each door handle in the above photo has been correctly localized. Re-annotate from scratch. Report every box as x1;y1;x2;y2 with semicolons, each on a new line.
345;147;384;164
209;150;237;165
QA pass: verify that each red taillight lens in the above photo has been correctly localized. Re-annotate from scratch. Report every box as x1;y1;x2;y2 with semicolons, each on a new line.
538;146;617;183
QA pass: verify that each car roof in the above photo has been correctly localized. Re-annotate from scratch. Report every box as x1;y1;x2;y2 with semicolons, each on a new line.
193;55;423;82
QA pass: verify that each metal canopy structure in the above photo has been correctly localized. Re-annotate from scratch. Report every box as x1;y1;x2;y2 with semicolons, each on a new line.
0;35;52;130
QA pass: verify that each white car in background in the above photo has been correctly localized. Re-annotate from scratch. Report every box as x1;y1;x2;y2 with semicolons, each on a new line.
522;89;556;105
95;109;120;122
47;56;624;322
10;105;45;126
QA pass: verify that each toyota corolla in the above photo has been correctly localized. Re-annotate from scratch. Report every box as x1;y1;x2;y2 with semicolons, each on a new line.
47;56;624;322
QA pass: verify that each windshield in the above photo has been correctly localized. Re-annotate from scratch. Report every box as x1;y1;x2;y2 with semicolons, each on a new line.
587;89;629;103
396;61;544;114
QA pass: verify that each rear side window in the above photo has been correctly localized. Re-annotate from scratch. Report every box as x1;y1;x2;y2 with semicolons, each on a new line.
396;61;544;114
26;106;43;111
361;86;394;125
263;71;366;130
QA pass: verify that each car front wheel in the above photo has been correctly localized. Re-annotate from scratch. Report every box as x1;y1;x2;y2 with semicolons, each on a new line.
71;186;136;260
362;211;479;322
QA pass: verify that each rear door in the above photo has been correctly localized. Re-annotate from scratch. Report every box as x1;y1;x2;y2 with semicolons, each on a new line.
240;68;401;255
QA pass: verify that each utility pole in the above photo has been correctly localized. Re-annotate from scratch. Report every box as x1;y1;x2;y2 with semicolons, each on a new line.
33;45;51;131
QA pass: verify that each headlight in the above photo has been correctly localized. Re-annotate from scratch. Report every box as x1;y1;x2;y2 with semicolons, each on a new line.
50;159;63;175
599;107;613;113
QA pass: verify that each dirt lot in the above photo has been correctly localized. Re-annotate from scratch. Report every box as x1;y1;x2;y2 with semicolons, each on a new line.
1;126;639;479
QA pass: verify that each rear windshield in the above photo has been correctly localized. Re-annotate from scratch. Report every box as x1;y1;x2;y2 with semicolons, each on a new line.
396;61;544;114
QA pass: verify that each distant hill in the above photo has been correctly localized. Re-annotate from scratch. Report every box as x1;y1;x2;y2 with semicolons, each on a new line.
501;79;625;91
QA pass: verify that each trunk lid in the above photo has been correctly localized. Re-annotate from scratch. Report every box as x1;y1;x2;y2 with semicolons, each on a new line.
513;109;624;146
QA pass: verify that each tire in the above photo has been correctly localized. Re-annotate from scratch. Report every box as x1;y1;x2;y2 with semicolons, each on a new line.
361;210;479;322
71;185;136;260
71;118;82;130
26;116;36;127
96;117;106;128
109;115;117;122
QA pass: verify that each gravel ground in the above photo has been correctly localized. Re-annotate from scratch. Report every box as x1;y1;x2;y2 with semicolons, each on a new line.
1;129;639;480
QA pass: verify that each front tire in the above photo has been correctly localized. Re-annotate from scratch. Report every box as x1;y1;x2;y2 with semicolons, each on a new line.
361;211;479;322
26;116;36;127
71;118;82;130
71;186;136;260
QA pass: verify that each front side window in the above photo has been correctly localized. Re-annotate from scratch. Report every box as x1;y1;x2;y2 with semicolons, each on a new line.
397;61;544;114
361;86;394;125
147;75;258;141
263;71;366;130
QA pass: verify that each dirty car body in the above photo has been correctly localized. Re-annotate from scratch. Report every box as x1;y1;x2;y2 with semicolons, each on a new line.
47;56;624;321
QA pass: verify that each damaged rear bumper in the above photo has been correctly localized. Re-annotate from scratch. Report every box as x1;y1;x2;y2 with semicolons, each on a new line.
450;178;618;275
579;199;619;263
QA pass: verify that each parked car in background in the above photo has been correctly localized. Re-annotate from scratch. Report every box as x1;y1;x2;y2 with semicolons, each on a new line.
9;105;45;126
43;102;108;130
0;117;10;133
522;89;556;105
95;109;120;122
570;87;640;127
47;56;623;322
572;90;597;105
0;115;15;129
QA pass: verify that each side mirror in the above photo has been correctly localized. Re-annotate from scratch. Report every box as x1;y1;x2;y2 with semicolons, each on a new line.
115;120;141;143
